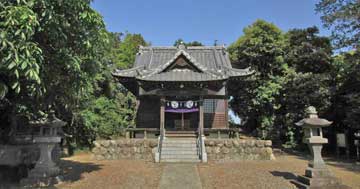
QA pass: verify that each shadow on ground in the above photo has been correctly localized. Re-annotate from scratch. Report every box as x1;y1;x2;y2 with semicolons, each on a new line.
59;159;102;183
324;157;360;174
0;159;102;189
270;171;298;180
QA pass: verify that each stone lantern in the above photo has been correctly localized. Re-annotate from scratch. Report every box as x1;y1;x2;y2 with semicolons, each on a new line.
292;106;349;189
21;111;66;187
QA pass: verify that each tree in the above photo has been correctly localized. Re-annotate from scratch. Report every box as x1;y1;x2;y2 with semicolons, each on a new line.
332;50;360;130
0;0;108;143
285;26;332;73
316;0;360;49
228;19;286;139
75;32;147;144
114;33;148;69
0;0;43;99
228;22;334;146
173;38;203;47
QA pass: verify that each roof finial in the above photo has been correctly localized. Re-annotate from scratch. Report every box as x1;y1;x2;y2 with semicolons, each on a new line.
178;41;186;50
306;106;318;118
214;40;218;46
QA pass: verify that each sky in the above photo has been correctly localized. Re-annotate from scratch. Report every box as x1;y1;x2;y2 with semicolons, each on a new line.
91;0;330;46
91;0;329;124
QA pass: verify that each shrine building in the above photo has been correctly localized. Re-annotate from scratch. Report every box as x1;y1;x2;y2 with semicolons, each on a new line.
112;44;252;137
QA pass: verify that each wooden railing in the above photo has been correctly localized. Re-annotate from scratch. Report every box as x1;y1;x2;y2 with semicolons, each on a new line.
125;128;241;139
197;127;207;162
125;128;160;139
203;128;241;139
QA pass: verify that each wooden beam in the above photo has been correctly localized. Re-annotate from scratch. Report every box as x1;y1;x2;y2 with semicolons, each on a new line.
139;86;226;97
199;97;204;136
160;97;165;135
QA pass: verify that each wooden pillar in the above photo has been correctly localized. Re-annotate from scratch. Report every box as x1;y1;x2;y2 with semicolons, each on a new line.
225;99;229;128
160;97;165;136
181;113;184;130
199;97;204;136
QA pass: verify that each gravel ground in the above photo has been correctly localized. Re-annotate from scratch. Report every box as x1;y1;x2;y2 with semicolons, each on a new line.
198;155;360;189
56;153;360;189
56;153;163;189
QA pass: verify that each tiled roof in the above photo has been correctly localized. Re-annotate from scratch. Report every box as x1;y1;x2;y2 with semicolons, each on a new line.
112;45;253;82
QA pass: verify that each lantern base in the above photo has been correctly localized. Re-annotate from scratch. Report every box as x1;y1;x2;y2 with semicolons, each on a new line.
291;167;350;189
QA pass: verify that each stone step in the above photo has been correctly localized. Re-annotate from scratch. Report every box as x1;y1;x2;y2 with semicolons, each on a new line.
160;159;201;163
162;144;197;148
161;150;198;155
297;175;340;186
161;154;199;159
161;147;198;151
166;134;197;137
290;180;309;189
163;140;197;144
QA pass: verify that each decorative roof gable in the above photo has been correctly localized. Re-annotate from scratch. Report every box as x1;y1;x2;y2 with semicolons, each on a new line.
158;50;206;73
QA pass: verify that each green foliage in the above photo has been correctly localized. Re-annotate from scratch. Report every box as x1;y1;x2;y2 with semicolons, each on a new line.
332;50;360;129
69;31;145;146
0;0;109;146
80;93;136;140
229;21;333;145
228;19;285;76
173;38;203;47
316;0;360;48
228;20;286;140
285;26;332;73
0;0;42;96
110;32;148;69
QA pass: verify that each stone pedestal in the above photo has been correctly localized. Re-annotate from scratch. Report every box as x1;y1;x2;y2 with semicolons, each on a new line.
291;143;350;189
20;136;62;187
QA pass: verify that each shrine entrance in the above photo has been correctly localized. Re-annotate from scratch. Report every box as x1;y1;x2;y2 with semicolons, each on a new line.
165;112;198;131
164;98;200;131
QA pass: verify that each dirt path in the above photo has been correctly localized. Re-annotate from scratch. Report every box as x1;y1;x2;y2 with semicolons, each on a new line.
159;164;202;189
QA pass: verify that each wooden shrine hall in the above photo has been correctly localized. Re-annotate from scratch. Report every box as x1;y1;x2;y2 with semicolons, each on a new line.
112;44;252;138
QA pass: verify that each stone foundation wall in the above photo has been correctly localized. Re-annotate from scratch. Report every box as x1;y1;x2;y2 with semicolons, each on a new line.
91;139;158;161
92;139;275;162
205;139;275;161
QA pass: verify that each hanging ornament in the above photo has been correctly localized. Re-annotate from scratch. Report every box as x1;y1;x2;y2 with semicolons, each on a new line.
186;100;194;108
171;101;179;109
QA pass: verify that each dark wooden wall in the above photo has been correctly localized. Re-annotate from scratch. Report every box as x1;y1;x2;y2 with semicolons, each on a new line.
136;97;160;128
136;97;228;129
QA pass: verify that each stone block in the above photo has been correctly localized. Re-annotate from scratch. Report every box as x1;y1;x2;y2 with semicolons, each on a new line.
233;140;240;147
222;147;230;154
209;140;215;146
205;146;212;153
214;147;221;154
216;141;224;147
102;140;110;147
149;140;157;147
239;140;246;147
255;140;264;147
264;140;272;147
94;141;101;148
109;140;116;146
224;140;233;147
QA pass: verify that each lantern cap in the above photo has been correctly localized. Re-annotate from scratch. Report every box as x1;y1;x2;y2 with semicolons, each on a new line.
29;110;66;128
296;106;332;128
